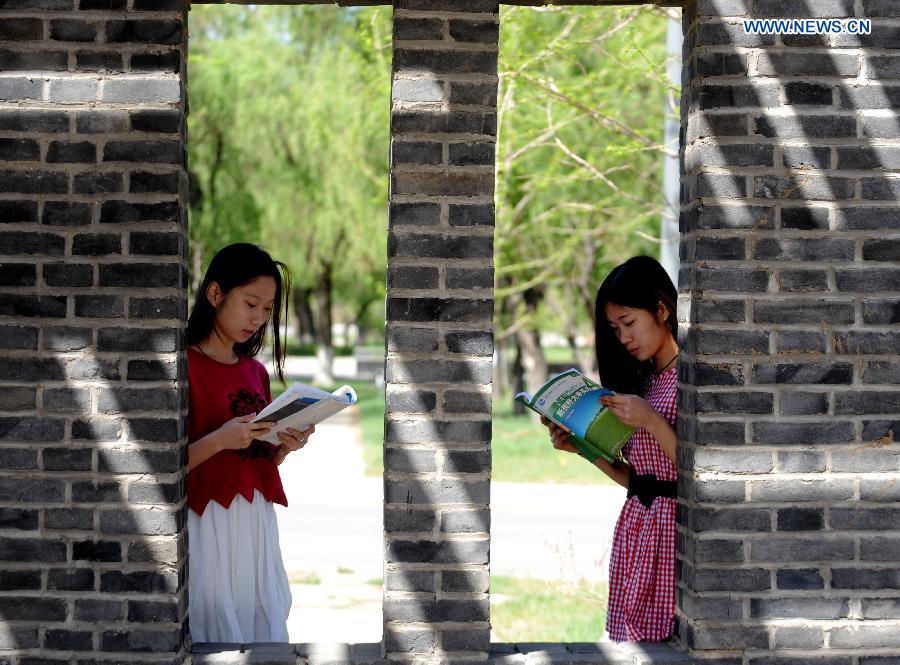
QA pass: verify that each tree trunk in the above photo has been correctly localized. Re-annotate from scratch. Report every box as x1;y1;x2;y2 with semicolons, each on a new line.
292;287;316;345
516;286;549;392
312;265;334;385
511;338;526;416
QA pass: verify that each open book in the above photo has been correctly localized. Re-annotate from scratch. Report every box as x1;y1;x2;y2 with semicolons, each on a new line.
251;382;358;446
515;368;635;465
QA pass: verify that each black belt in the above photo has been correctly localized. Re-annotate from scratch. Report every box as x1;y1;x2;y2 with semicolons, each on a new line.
627;468;677;509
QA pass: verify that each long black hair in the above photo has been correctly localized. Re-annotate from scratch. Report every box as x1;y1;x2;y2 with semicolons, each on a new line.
594;255;677;396
187;243;292;384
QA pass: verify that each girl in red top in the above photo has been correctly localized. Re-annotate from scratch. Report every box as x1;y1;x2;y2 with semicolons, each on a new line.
544;255;679;641
186;243;313;643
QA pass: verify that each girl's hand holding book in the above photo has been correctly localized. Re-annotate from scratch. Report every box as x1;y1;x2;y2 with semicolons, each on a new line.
216;414;275;451
599;394;656;429
274;425;315;465
540;416;578;455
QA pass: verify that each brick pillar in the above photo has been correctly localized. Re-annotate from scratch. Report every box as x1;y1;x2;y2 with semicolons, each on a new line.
679;0;900;659
384;1;498;661
0;1;188;662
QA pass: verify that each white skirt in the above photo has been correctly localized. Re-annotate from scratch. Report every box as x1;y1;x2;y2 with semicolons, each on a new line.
188;489;292;643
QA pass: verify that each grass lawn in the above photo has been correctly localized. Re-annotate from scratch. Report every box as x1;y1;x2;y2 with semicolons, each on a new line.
491;576;608;642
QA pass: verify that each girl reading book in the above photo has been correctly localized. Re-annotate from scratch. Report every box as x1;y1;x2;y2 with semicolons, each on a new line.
186;243;314;643
544;255;679;642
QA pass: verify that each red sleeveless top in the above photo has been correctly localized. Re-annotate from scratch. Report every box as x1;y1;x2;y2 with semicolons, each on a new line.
186;347;287;516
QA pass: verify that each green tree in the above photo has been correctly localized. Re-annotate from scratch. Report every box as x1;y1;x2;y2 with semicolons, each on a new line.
496;5;676;394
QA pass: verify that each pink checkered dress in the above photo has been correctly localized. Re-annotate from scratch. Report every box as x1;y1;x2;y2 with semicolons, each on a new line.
606;366;677;642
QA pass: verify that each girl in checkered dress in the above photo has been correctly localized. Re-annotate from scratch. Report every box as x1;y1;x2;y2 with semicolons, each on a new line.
544;255;679;641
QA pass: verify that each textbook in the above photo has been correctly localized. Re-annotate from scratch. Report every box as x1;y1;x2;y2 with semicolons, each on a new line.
251;382;358;446
515;368;635;465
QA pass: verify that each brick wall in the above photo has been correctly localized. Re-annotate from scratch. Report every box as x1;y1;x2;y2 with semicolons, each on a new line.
679;0;900;660
0;1;188;663
384;1;498;660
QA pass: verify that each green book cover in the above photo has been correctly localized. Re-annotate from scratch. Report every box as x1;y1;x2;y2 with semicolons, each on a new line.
515;368;635;465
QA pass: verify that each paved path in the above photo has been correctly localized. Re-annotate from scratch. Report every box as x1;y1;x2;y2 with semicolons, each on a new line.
273;405;626;643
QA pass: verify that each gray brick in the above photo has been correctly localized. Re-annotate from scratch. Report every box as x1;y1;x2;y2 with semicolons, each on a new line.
696;268;769;293
754;421;854;444
772;626;825;650
443;450;490;473
73;598;122;622
750;478;854;502
839;146;900;171
697;390;772;414
446;267;492;290
448;81;496;106
779;391;828;415
835;207;900;231
776;568;825;590
130;170;179;194
384;448;437;473
830;625;900;648
832;447;899;473
863;239;900;262
386;326;439;353
755;114;855;138
388;266;438;290
0;536;65;562
443;390;490;413
695;567;770;592
392;78;444;103
0;76;42;101
47;567;94;591
98;449;180;474
386;418;490;444
751;598;847;620
777;450;826;473
777;507;824;531
0;418;65;442
0;597;67;621
694;329;769;353
862;599;900;620
74;171;123;195
833;332;900;354
387;358;491;383
385;628;436;653
751;362;852;385
390;202;440;227
394;17;444;41
693;205;773;230
393;140;442;166
0;48;67;71
694;449;772;473
385;479;489;504
440;509;489;533
0;265;37;287
784;81;833;106
694;538;744;562
385;569;434;592
43;387;90;412
693;480;747;504
392;171;494;197
0;170;68;194
392;110;496;136
98;263;180;288
832;508;900;531
384;506;435;532
753;300;854;324
394;49;497;75
103;140;181;164
698;52;748;77
0;508;38;531
863;361;900;384
782;146;831;169
0;449;36;471
386;538;489;565
690;143;773;168
835;391;900;415
777;270;828;293
754;175;854;200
